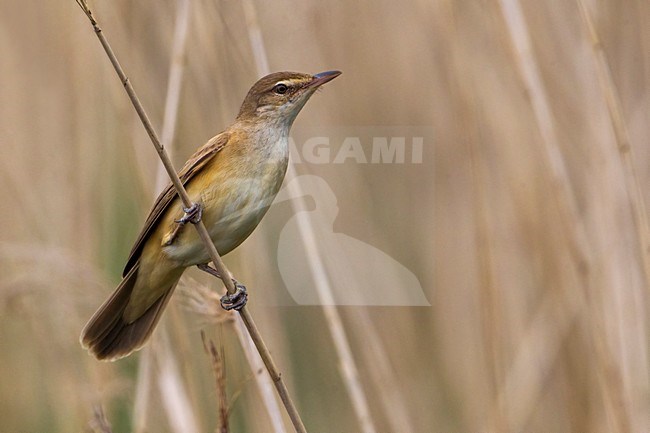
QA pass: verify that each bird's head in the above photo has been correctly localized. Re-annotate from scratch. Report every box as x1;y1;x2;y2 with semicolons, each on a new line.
236;70;341;127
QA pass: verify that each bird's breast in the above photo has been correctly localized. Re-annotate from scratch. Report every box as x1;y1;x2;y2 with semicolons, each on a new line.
207;151;288;254
165;134;289;264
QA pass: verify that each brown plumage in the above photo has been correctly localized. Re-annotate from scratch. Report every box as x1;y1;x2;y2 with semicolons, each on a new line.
81;70;341;360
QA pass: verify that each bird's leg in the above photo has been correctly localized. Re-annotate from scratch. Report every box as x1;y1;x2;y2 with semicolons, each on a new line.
197;263;221;279
196;264;249;311
175;202;203;225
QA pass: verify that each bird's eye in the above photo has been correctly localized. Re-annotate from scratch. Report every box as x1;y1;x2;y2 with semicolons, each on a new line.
273;83;289;94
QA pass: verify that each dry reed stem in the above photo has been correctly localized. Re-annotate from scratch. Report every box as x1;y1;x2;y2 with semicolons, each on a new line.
133;345;153;433
241;2;379;432
442;3;506;428
347;311;416;432
575;3;649;430
74;2;307;432
491;284;584;430
237;308;307;432
201;331;230;433
155;0;190;193
133;326;202;433
575;0;650;287
498;0;631;431
156;331;201;433
233;315;288;433
467;105;506;432
179;280;288;433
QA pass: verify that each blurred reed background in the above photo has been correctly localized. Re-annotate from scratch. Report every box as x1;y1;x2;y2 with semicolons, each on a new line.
0;0;648;432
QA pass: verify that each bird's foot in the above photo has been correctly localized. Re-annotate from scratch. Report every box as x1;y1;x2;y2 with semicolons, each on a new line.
196;264;248;311
175;202;203;225
220;281;248;311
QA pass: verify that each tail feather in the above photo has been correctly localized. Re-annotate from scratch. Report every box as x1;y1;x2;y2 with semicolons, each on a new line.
80;264;178;361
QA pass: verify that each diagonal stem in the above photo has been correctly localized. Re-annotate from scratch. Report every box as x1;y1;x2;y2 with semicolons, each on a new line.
74;1;307;432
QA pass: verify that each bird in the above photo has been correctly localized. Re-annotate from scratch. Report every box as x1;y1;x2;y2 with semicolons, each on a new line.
81;70;341;361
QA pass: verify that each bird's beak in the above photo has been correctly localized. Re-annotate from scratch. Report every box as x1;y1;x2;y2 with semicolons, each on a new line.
306;70;342;89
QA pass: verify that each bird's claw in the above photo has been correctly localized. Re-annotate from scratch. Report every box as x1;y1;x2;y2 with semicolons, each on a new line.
196;265;248;311
220;281;248;311
175;202;203;225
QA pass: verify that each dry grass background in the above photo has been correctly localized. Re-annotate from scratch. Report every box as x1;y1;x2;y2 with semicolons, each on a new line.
0;0;648;432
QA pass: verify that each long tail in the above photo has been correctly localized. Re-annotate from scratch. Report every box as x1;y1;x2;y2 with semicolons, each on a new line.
80;264;178;361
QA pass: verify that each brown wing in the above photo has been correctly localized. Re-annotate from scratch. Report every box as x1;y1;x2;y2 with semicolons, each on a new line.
122;132;230;277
